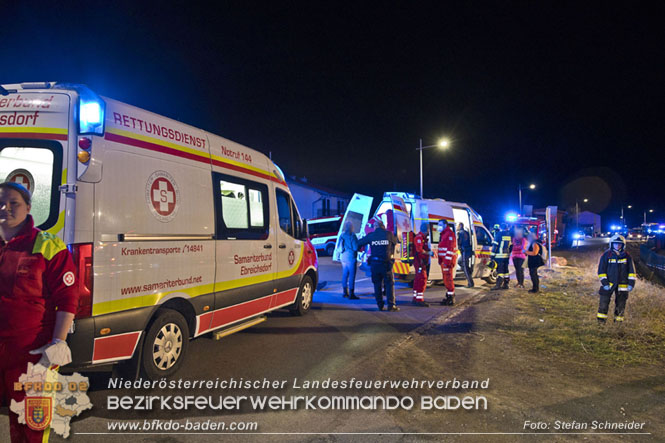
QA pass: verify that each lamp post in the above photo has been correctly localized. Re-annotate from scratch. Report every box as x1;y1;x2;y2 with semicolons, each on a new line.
418;138;450;198
644;209;654;226
576;198;589;229
518;183;536;215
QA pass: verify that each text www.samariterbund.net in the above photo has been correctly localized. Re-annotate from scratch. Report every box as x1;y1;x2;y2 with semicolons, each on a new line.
106;419;258;432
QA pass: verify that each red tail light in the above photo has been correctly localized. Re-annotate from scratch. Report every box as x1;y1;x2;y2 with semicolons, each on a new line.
71;243;93;318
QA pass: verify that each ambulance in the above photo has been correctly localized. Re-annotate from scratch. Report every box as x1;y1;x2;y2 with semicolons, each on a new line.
307;215;342;256
338;192;496;284
0;82;318;379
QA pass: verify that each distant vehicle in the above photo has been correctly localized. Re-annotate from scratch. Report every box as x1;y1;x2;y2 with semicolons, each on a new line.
307;215;342;256
337;192;497;284
628;228;644;241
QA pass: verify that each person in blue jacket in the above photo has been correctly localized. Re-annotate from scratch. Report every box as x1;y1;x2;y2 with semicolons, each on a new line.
338;221;359;300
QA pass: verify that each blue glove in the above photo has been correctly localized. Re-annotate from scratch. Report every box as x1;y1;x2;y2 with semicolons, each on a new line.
603;285;611;291
627;285;634;292
428;251;435;257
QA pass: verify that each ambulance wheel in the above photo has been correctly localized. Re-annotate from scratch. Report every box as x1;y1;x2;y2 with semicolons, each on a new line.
290;276;314;316
325;244;335;256
483;269;498;285
141;309;189;380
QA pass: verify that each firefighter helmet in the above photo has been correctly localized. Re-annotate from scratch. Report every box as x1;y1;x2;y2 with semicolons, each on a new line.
487;259;498;270
610;234;626;249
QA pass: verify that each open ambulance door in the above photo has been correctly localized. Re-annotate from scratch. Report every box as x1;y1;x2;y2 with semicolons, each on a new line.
333;193;373;262
452;207;474;274
389;194;413;277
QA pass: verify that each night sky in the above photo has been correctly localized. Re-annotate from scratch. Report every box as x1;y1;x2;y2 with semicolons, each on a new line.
2;2;663;226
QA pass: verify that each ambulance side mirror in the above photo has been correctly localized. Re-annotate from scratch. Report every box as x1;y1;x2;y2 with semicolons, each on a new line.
296;219;309;241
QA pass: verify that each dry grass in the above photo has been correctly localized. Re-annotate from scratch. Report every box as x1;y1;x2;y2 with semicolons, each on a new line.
503;250;665;368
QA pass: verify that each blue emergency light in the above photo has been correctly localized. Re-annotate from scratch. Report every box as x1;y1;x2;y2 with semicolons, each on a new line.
54;83;106;135
505;212;518;222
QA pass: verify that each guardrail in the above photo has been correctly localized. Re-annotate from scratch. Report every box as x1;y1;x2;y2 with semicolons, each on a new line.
640;244;665;285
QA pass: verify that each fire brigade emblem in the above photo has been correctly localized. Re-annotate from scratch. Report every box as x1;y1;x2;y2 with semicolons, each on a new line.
5;169;35;192
288;250;295;265
145;171;180;222
25;397;52;431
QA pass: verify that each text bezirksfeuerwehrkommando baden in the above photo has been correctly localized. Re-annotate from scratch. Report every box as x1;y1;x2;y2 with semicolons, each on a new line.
106;378;490;412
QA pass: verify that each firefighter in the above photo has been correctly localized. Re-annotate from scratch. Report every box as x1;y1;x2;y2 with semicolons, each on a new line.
490;223;512;290
412;222;433;307
358;219;400;311
437;220;458;306
597;234;636;323
0;182;79;443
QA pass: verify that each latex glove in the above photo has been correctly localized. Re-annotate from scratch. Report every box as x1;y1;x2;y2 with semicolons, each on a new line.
428;251;435;257
29;339;72;366
603;285;611;291
627;285;634;292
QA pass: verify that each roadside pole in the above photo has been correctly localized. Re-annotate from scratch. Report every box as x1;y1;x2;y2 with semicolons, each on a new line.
546;206;553;268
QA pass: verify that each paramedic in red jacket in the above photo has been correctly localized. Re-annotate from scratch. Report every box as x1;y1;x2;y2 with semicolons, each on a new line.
412;222;433;307
437;220;458;306
0;182;79;443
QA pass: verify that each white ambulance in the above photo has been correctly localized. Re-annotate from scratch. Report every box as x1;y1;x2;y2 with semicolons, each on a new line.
338;192;496;284
0;82;318;379
307;215;342;256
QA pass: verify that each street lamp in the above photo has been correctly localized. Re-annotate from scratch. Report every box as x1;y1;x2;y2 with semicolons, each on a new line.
418;138;450;198
644;209;654;225
518;183;536;215
576;198;589;230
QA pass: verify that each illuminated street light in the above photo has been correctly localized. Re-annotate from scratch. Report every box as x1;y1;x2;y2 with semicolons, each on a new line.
518;183;537;214
418;137;451;197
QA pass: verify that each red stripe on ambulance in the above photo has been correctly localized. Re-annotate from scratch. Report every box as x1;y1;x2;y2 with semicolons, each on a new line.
92;331;142;364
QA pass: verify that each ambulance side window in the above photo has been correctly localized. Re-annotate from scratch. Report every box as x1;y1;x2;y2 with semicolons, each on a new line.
475;226;493;246
213;172;269;240
276;189;294;237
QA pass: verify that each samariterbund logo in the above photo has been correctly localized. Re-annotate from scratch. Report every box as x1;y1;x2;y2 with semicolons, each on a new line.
6;168;35;192
146;170;180;222
288;250;296;265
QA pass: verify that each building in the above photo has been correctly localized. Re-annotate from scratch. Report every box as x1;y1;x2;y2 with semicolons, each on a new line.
286;176;351;220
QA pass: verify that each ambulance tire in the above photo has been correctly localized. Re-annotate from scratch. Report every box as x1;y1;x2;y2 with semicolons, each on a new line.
141;309;190;380
483;268;498;285
290;276;314;316
325;243;335;256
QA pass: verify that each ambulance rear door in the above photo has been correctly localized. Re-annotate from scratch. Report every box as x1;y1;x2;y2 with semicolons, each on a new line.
0;89;72;240
389;194;412;276
333;193;373;262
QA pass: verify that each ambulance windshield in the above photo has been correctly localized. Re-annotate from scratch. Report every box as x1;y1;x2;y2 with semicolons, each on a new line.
0;144;61;229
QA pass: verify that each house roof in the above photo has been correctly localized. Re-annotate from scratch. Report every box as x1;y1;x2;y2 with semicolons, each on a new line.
286;176;352;199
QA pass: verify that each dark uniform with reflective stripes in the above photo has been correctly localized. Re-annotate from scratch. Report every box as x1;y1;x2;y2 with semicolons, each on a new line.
491;229;512;289
597;249;636;323
358;226;399;310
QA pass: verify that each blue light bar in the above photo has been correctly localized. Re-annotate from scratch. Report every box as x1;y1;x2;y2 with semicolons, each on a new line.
505;212;518;222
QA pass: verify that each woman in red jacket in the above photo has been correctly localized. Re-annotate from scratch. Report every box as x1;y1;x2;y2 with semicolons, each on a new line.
0;182;79;443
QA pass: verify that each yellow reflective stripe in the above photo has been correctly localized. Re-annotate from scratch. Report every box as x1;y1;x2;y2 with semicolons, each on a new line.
598;273;607;278
0;126;67;135
615;316;624;322
618;284;628;288
597;313;608;319
628;273;636;278
32;231;67;260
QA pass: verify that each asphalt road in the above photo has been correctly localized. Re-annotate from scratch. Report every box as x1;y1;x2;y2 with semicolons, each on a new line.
1;257;489;441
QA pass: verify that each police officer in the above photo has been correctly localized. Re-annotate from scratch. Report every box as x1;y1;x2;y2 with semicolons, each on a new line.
0;182;78;443
358;219;400;311
490;222;512;290
597;234;636;323
457;223;474;288
412;222;433;307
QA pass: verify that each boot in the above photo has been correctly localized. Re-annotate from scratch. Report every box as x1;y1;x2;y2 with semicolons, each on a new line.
502;279;510;290
412;300;429;307
490;277;503;291
343;288;349;298
349;290;359;300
